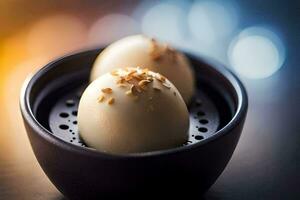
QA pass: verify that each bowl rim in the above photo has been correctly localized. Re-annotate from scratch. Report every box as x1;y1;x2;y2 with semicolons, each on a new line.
20;47;248;159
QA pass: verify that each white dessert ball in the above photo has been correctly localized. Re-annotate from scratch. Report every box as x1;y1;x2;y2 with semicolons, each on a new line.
78;67;189;154
90;35;195;104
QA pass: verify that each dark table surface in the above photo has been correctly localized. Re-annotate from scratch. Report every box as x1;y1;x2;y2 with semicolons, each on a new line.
0;0;299;199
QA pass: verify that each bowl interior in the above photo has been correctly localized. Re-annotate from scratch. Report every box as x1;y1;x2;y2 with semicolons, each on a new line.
27;48;237;151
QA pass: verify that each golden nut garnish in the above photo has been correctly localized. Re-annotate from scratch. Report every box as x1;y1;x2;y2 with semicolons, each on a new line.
155;74;166;83
148;38;178;62
101;88;113;94
160;75;166;81
117;83;127;88
110;68;173;102
125;90;132;96
138;80;151;87
110;70;119;76
108;97;115;105
97;95;105;103
149;38;163;61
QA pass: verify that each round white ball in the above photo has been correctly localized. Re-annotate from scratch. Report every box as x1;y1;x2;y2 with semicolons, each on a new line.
90;35;195;104
78;68;189;154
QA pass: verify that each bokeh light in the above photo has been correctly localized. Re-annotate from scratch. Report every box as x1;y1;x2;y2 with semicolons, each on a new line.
26;14;88;59
188;0;238;45
4;58;48;133
88;14;139;46
228;26;285;79
141;2;187;44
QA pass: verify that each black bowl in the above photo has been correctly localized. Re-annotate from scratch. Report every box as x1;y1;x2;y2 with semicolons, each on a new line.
20;48;247;199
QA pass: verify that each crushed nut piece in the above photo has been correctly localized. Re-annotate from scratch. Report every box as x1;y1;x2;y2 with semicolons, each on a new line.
116;78;125;84
155;74;166;83
142;68;149;73
108;97;115;105
148;37;178;62
125;90;132;95
136;87;142;93
125;76;133;81
102;88;112;94
138;80;151;87
159;75;166;82
98;95;105;102
110;70;118;76
130;85;137;94
147;77;153;82
117;83;127;88
109;67;171;101
149;38;163;61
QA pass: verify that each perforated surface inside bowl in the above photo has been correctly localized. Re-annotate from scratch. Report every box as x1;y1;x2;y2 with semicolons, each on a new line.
49;86;220;148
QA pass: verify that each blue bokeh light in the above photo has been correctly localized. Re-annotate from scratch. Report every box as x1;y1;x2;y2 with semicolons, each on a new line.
188;0;239;45
141;2;188;44
228;26;286;79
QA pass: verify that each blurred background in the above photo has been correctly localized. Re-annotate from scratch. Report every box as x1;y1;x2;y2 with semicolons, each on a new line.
0;0;299;199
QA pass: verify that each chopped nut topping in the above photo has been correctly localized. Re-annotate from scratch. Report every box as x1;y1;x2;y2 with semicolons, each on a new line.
147;77;153;82
101;88;112;94
117;83;127;88
160;75;166;82
142;68;149;73
108;97;115;105
155;74;166;83
135;86;142;93
130;85;138;94
138;80;151;87
116;78;125;84
128;70;136;77
149;38;162;61
98;95;105;102
130;84;135;92
148;37;179;62
110;70;118;76
125;90;132;95
108;67;173;102
125;76;133;81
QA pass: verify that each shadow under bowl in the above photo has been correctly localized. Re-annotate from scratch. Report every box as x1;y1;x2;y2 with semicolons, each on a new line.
20;48;247;199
